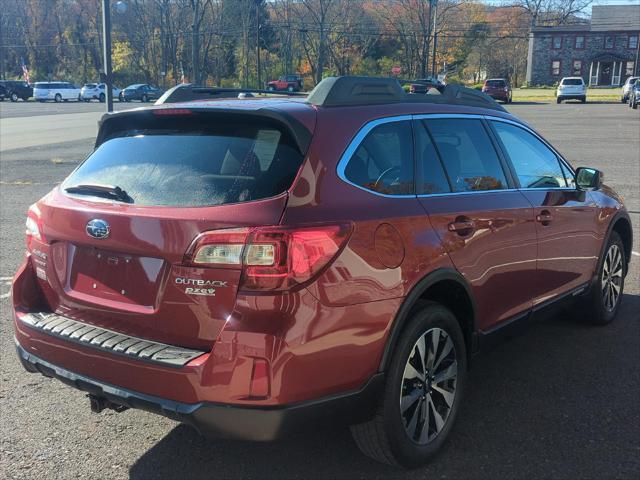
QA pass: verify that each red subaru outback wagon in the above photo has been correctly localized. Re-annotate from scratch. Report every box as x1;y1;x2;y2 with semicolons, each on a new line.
13;77;631;467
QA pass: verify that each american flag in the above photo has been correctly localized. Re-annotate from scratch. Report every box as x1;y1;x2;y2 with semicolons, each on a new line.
21;58;30;84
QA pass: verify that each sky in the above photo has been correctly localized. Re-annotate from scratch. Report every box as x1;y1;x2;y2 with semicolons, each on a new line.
481;0;640;15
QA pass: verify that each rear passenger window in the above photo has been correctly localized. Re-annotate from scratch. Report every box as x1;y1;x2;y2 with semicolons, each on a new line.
491;121;567;189
343;120;413;195
415;122;451;194
423;118;508;192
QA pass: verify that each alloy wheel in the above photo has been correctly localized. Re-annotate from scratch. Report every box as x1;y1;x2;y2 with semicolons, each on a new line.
400;327;457;445
601;244;623;312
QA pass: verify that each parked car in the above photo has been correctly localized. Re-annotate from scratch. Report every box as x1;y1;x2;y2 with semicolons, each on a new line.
556;77;586;103
620;76;639;103
0;80;33;101
266;74;303;92
80;83;121;102
481;78;512;103
120;84;162;102
33;81;82;102
408;77;444;94
629;79;640;109
13;76;632;468
0;83;6;101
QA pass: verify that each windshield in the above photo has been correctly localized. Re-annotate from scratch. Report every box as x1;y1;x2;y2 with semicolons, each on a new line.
62;118;304;207
562;79;583;86
486;80;506;87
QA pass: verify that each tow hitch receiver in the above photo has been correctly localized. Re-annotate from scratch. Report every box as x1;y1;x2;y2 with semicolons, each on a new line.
88;394;129;414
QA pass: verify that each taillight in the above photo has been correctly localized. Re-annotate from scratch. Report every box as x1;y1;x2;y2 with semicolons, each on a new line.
152;108;193;116
185;223;352;292
25;204;44;250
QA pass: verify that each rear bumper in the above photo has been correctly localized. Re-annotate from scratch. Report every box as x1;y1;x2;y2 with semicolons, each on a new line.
557;93;585;99
484;91;509;100
16;340;383;441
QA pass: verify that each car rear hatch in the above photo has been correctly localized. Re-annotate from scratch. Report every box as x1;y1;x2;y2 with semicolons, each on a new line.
30;106;313;351
560;79;585;94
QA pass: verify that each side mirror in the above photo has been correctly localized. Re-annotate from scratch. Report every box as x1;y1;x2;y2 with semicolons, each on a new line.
575;167;603;190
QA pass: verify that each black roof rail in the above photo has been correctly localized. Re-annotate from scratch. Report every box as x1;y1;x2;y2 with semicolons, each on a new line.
155;83;306;104
306;76;506;112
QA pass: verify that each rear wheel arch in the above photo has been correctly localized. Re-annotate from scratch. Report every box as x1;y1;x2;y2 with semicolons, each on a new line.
378;269;476;372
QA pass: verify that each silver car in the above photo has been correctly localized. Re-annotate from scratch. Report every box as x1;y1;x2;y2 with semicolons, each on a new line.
621;76;639;103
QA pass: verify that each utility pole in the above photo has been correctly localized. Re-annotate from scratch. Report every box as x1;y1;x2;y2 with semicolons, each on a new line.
431;0;438;79
101;0;114;112
256;1;261;88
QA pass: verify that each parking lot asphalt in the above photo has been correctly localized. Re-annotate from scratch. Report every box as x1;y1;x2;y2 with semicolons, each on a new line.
0;101;639;479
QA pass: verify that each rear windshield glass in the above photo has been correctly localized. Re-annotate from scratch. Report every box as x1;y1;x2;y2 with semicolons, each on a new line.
486;80;505;87
561;79;583;85
62;118;304;207
84;84;97;88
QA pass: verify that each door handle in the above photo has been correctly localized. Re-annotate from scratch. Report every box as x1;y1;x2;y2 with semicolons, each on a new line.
536;210;553;225
448;218;475;236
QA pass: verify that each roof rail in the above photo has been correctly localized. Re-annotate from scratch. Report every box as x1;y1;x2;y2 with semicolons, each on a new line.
307;76;506;112
156;83;306;104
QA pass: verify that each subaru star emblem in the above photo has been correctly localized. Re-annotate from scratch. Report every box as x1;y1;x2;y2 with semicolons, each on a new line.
86;219;110;239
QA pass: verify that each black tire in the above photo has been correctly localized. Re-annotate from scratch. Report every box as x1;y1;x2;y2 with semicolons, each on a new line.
267;86;275;91
350;301;467;468
54;93;62;103
287;85;294;92
556;97;562;104
99;93;105;103
633;97;638;110
578;231;626;325
621;96;627;103
141;94;148;103
10;92;19;102
581;96;586;104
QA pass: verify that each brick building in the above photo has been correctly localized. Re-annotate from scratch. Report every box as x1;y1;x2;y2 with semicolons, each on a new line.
526;5;640;86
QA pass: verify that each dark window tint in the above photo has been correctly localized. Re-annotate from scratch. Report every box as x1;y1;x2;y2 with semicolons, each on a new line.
415;122;450;194
62;119;303;207
561;78;583;86
344;121;413;195
423;118;507;192
486;80;506;87
492;121;567;189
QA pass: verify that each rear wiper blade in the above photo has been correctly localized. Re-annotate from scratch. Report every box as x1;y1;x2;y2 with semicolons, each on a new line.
64;184;133;203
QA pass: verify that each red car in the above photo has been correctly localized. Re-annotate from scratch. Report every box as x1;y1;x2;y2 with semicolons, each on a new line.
482;78;512;103
266;74;303;92
13;76;631;468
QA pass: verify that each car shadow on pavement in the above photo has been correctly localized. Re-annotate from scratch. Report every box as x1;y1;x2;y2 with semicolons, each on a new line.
129;294;640;480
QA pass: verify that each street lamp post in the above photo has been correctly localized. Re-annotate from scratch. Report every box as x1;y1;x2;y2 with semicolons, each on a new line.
101;0;114;112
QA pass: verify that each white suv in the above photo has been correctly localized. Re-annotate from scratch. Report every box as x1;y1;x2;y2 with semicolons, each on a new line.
556;77;586;104
621;76;639;103
80;83;121;102
33;82;82;102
